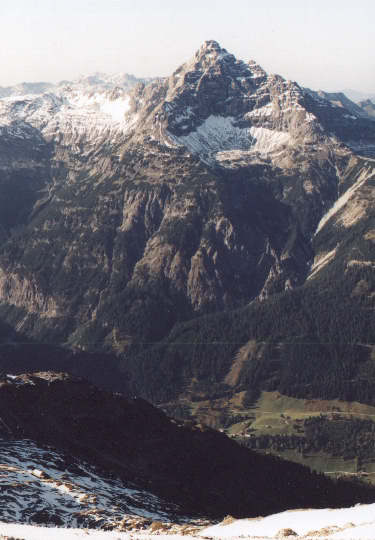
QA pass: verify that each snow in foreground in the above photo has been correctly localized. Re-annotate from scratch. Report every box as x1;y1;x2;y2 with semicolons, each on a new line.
2;503;375;539
202;503;375;539
0;438;182;528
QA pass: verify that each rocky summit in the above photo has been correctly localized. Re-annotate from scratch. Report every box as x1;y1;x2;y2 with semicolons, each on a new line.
0;41;374;479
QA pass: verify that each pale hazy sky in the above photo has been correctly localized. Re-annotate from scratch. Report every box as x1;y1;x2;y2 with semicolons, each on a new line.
1;0;374;93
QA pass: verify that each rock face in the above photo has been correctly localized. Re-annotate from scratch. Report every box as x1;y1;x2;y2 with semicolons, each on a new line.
0;40;374;353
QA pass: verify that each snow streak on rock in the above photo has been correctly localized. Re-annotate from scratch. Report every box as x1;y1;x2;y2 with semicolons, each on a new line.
308;247;338;280
315;166;374;234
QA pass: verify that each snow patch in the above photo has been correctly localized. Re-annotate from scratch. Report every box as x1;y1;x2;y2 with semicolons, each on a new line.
305;111;317;122
168;115;290;164
69;92;131;123
199;503;375;539
169;115;250;158
245;103;274;118
249;125;290;153
3;502;375;539
0;439;183;528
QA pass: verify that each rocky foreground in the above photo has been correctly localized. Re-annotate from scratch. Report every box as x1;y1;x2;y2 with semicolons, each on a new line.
2;503;375;539
0;371;373;529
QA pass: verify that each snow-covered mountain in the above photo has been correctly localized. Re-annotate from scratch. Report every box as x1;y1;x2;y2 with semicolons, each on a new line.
0;72;151;98
0;41;373;158
0;72;153;147
0;40;374;494
0;39;374;354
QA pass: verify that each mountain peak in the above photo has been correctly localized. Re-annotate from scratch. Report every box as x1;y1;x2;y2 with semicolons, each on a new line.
199;40;224;52
193;40;233;64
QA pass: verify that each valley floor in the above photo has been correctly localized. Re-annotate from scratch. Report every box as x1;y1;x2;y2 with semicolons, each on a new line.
167;391;375;484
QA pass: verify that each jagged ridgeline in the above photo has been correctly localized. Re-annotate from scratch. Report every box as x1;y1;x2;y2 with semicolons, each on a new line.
0;42;374;424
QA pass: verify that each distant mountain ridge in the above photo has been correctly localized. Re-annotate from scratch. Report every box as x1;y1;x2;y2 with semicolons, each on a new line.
306;89;373;120
343;88;375;103
0;72;153;98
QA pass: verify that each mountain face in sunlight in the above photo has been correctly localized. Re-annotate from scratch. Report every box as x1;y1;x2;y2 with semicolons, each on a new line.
0;41;374;486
